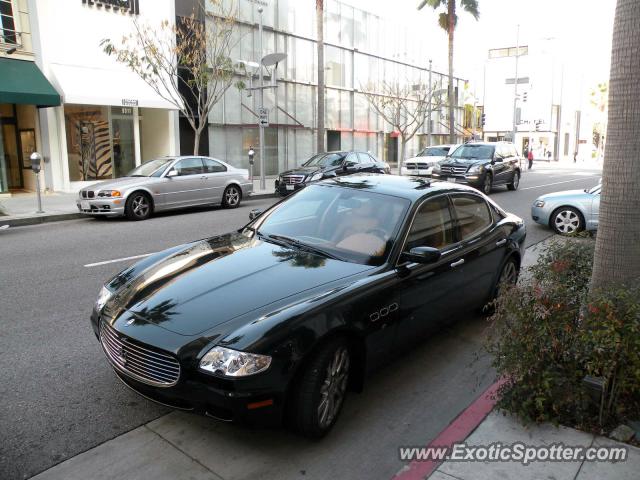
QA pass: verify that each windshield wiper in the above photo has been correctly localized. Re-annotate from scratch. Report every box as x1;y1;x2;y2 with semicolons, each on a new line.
264;234;342;261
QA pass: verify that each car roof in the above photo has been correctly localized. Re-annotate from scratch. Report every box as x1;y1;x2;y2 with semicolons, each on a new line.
318;173;482;202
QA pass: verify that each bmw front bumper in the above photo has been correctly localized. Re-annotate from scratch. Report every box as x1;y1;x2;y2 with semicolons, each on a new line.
76;197;125;216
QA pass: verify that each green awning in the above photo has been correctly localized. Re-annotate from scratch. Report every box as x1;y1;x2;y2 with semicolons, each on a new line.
0;58;60;107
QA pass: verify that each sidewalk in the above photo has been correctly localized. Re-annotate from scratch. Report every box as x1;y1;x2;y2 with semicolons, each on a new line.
0;179;276;227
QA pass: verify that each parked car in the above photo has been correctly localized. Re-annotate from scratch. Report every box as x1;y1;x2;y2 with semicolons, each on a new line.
400;144;460;177
531;182;601;235
77;156;251;220
92;174;525;437
275;151;390;196
431;142;521;195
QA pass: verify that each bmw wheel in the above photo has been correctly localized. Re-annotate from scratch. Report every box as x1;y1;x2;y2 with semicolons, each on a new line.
291;338;350;438
550;207;584;235
125;192;152;221
222;185;242;208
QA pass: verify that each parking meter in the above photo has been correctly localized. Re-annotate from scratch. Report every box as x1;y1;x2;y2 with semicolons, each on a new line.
30;152;42;173
248;147;255;166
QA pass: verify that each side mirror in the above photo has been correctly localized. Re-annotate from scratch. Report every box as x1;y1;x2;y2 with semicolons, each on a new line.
401;246;441;264
249;209;263;220
166;169;178;178
323;170;337;179
344;163;357;172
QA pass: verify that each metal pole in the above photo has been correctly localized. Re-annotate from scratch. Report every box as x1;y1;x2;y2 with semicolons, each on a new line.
427;59;432;147
258;7;266;191
35;172;43;213
511;24;520;144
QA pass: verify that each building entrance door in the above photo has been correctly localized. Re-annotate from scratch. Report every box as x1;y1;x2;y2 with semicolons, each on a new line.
110;107;136;178
1;122;23;190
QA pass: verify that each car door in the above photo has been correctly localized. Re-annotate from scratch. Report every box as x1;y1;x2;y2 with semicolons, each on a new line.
492;145;509;184
201;157;229;203
391;194;467;350
162;157;206;208
448;193;509;311
357;152;375;173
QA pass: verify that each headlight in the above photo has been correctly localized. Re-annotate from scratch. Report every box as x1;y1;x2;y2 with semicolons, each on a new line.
98;190;122;198
308;172;323;182
199;346;272;377
95;285;112;312
432;164;442;174
467;164;485;174
534;200;545;208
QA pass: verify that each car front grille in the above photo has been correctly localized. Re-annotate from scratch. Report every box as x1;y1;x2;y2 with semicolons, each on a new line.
405;162;430;170
440;165;468;175
281;175;305;185
81;191;95;199
99;320;181;387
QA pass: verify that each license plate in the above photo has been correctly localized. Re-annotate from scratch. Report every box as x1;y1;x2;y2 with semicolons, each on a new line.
286;184;294;191
80;201;90;210
447;177;457;183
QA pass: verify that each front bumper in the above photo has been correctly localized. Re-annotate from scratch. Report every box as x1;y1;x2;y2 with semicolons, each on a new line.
401;166;433;176
91;309;285;426
76;197;125;216
431;172;484;187
275;179;306;196
531;204;551;226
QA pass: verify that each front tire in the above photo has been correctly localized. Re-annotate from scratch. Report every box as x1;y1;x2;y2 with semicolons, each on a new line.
507;171;520;191
550;207;584;235
222;185;242;208
125;192;152;221
291;338;350;438
481;173;493;195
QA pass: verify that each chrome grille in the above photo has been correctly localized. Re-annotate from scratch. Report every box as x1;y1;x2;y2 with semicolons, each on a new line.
405;162;430;170
440;165;468;175
99;320;180;387
81;191;95;199
281;175;305;185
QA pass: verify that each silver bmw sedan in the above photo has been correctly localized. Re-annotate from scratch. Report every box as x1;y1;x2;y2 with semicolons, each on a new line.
77;156;252;220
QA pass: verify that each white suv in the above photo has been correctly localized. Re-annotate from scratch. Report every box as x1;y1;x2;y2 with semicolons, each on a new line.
401;144;460;176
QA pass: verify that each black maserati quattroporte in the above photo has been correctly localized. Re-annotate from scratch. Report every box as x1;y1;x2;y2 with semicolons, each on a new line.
92;174;525;437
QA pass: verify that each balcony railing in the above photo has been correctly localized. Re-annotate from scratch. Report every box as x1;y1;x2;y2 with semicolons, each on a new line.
0;29;22;50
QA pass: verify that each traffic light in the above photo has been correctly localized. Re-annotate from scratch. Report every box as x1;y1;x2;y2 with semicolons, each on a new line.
481;113;486;126
522;91;528;103
535;121;542;131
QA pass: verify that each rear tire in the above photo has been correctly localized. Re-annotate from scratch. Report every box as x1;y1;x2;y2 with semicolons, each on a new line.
222;185;242;208
291;338;350;438
507;171;520;190
125;192;152;221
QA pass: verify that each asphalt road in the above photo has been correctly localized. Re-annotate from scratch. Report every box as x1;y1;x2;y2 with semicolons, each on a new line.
0;165;602;480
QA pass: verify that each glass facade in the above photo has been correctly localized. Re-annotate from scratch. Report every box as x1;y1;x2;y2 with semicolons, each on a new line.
209;0;465;176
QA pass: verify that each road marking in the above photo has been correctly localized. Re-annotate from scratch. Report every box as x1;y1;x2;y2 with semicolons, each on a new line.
84;253;153;268
520;178;597;191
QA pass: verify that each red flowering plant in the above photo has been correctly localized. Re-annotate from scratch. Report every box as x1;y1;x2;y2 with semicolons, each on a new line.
486;237;640;431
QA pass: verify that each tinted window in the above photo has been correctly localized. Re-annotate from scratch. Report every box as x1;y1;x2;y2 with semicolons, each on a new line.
357;152;371;164
451;195;493;240
450;144;495;160
173;158;203;176
406;196;456;250
203;158;227;173
345;153;359;165
303;152;347;167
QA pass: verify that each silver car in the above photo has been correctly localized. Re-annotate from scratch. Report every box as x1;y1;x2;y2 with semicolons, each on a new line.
400;144;460;176
531;182;600;234
77;156;252;220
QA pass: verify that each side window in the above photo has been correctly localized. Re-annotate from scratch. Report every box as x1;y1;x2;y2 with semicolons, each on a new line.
451;194;493;240
406;196;456;250
173;158;203;176
494;145;505;160
357;152;371;164
202;158;227;173
345;153;359;165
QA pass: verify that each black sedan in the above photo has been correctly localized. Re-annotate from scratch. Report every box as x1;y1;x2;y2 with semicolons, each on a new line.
92;174;525;437
275;151;390;196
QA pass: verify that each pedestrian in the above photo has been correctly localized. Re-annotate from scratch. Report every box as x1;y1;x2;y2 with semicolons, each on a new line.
547;150;552;161
573;151;577;163
528;148;534;170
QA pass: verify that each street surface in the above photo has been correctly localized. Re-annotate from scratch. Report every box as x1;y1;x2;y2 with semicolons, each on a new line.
0;164;602;479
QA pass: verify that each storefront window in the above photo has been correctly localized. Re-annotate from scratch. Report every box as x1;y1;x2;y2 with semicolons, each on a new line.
110;107;136;178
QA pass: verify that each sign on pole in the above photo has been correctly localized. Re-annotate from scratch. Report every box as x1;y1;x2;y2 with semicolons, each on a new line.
258;107;269;127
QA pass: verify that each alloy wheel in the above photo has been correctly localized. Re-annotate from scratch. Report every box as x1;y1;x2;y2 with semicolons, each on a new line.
225;187;240;207
554;210;580;234
483;175;492;195
317;346;350;429
132;195;150;218
499;261;518;286
513;172;519;189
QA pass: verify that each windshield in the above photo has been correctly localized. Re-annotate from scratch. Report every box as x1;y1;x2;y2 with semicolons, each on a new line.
588;184;601;194
251;185;410;266
303;152;348;168
450;145;495;160
127;158;174;177
418;147;450;157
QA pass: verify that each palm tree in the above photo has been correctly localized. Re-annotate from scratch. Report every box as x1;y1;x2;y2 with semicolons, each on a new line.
316;0;325;153
590;0;640;289
417;0;479;144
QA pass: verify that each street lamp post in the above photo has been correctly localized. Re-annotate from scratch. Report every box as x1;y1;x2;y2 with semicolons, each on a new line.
257;6;265;191
511;24;520;144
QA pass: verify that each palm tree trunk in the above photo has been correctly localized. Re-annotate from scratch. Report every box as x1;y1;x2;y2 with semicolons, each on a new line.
447;1;456;144
590;0;640;290
316;0;325;153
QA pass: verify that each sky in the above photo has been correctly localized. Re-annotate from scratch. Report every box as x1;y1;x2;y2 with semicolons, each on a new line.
344;0;616;90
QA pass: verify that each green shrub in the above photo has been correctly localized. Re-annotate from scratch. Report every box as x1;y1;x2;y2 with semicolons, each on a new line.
487;238;640;430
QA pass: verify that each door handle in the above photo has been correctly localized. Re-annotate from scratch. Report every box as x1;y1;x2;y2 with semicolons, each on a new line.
496;238;507;247
450;258;465;268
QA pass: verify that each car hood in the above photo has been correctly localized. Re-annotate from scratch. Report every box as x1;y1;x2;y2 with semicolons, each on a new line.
441;158;487;167
537;189;591;202
82;177;161;192
280;165;339;176
104;233;372;336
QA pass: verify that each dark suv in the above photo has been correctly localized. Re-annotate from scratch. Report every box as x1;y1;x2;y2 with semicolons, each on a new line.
275;151;390;196
431;142;521;195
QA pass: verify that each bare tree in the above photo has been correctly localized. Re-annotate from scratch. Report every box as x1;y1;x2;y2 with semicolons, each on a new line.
316;0;325;153
362;81;444;174
101;0;239;155
590;0;640;289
